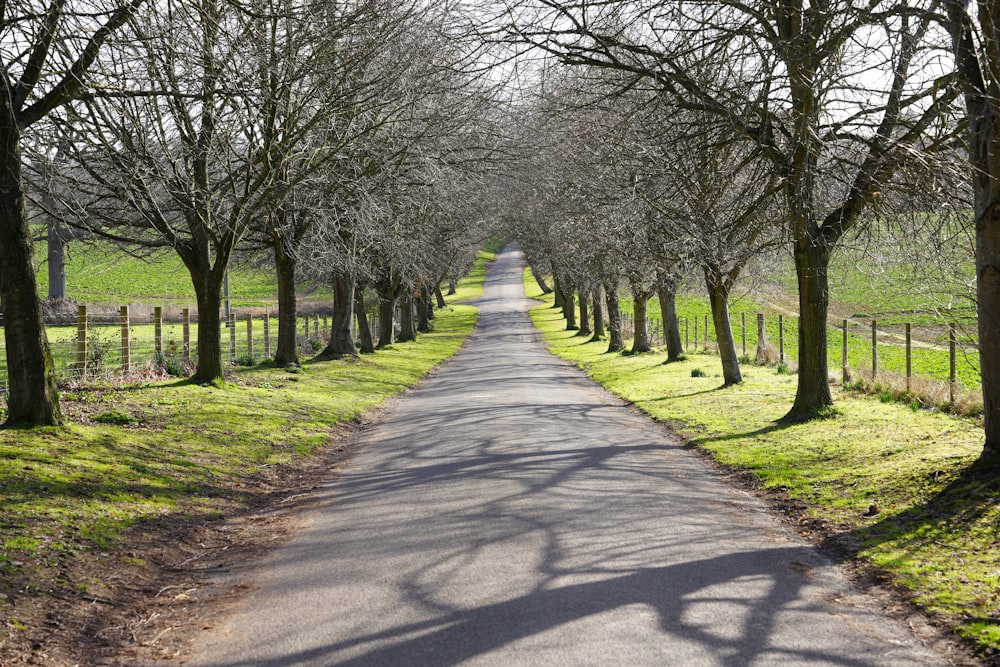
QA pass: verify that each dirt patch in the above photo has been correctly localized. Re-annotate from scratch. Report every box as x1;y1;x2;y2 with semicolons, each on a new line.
0;413;378;666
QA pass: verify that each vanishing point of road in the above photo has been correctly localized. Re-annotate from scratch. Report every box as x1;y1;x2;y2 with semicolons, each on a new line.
190;247;953;666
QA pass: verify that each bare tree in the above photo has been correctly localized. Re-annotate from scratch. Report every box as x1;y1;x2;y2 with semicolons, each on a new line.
0;0;146;425
636;111;783;385
53;0;368;380
503;0;958;420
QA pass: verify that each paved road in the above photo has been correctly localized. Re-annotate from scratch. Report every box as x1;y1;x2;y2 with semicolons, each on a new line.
190;247;948;666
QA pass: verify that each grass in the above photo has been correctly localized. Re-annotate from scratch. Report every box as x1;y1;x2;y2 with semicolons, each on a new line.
0;248;494;648
526;270;1000;658
36;240;309;307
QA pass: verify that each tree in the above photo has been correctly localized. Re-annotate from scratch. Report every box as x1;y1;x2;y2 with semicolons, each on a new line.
946;0;1000;458
506;0;958;420
54;0;344;381
637;111;783;385
0;0;146;425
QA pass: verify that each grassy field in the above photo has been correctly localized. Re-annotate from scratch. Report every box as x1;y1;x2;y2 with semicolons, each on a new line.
527;270;1000;658
36;241;300;307
0;248;492;660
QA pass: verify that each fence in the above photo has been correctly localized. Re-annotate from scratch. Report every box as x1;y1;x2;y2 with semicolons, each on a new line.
616;308;980;394
0;303;388;399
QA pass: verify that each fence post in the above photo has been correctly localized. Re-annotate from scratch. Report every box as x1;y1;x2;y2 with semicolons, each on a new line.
756;313;766;363
182;308;191;362
684;317;689;351
741;312;746;357
77;305;87;378
842;319;849;385
120;305;130;373
871;319;878;380
154;306;163;356
703;315;709;346
950;324;957;404
229;312;236;362
264;311;271;359
778;314;785;364
694;316;698;350
905;322;912;392
246;313;254;359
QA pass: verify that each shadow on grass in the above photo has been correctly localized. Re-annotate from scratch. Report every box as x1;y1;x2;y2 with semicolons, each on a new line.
851;456;1000;559
685;420;800;448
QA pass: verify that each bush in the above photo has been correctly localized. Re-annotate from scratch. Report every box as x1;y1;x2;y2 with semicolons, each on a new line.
153;352;185;377
234;353;258;367
691;368;707;378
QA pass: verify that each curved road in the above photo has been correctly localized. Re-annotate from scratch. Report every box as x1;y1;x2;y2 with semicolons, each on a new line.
190;247;948;666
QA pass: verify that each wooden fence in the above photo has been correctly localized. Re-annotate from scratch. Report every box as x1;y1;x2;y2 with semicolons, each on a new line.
619;310;976;394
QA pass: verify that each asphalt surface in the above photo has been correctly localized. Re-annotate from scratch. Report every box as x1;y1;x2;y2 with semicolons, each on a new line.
189;247;949;666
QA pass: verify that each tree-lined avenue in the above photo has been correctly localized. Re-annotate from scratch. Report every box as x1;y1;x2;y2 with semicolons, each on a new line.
189;247;948;666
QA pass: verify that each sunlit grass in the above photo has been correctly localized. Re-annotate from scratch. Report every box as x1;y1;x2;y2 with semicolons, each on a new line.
0;250;489;626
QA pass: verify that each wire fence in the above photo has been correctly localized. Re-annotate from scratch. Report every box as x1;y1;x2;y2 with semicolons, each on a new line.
0;302;386;402
615;308;981;397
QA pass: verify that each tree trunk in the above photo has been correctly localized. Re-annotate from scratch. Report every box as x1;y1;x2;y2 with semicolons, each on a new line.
590;285;605;341
605;280;624;353
553;276;565;310
0;133;62;424
564;289;578;330
577;289;591;336
784;239;833;420
447;280;457;296
531;264;552;294
704;268;742;386
272;240;299;366
629;281;651;354
434;285;446;308
377;295;396;348
374;272;400;348
190;272;225;383
657;282;684;362
398;289;416;342
948;6;1000;458
977;199;1000;457
416;284;431;333
47;217;68;301
316;269;357;359
354;285;375;354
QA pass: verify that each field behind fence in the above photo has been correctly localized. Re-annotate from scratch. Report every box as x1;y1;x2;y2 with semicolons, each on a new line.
617;305;981;405
0;289;984;411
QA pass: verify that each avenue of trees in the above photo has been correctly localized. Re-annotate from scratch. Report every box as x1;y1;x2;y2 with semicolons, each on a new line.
2;0;501;424
6;0;1000;461
488;1;1000;460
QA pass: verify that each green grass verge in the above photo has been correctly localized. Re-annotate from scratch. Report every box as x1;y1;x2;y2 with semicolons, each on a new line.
0;249;493;635
526;271;1000;657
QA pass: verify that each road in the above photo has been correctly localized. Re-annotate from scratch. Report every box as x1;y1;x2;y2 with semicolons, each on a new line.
189;247;950;666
